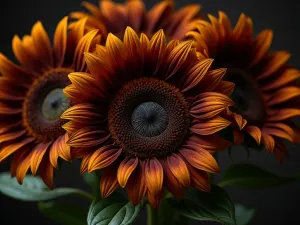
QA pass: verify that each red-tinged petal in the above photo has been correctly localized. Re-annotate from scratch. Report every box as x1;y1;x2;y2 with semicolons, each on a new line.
190;92;234;119
124;26;143;59
0;53;33;83
127;0;145;30
16;152;32;184
187;163;210;192
31;142;52;175
117;157;138;188
232;112;247;130
88;146;122;172
0;121;22;136
190;117;231;135
145;158;163;194
74;29;99;72
233;128;245;145
164;41;193;80
40;157;54;189
160;160;184;199
106;33;126;67
100;164;119;198
267;87;300;105
68;127;109;148
0;129;26;143
31;21;53;67
0;137;35;162
268;109;300;121
262;132;275;153
263;123;294;143
140;33;150;50
147;190;163;209
167;154;190;187
62;121;84;135
262;69;300;91
149;30;166;74
252;29;273;65
180;146;219;173
218;11;232;34
215;81;235;96
0;103;22;115
100;0;126;31
80;153;93;174
53;16;68;67
258;51;291;80
182;59;214;92
10;147;30;177
245;125;261;144
186;133;231;153
127;161;147;205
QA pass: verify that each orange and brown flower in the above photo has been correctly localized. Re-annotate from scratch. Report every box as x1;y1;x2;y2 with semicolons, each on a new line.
70;0;202;41
0;17;100;188
187;12;300;160
62;27;233;207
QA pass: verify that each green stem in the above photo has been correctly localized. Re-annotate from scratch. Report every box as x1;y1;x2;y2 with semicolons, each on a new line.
76;190;95;201
147;204;159;225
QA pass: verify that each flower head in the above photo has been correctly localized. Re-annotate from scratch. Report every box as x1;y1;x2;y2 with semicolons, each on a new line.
70;0;202;41
0;17;100;188
187;12;300;160
63;27;233;207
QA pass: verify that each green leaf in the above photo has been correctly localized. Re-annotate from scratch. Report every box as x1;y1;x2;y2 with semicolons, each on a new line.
167;185;236;225
87;193;144;225
235;203;255;225
0;172;93;201
38;201;87;225
83;171;101;199
219;163;297;189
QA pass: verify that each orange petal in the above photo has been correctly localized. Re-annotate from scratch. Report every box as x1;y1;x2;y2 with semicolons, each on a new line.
68;126;109;147
261;132;275;152
124;27;143;60
10;147;30;177
215;81;235;96
190;116;231;135
40;157;54;189
267;87;300;105
58;133;72;162
49;136;63;168
268;108;300;121
167;154;190;187
16;152;32;184
31;142;52;175
100;164;119;198
106;33;126;67
0;129;26;143
263;123;294;143
145;158;163;194
182;59;214;92
53;16;68;67
190;92;234;119
258;51;291;80
127;0;145;30
117;157;138;188
187;163;210;192
0;137;34;162
252;29;273;65
161;160;184;199
164;41;193;79
127;161;147;205
180;146;219;173
88;145;122;172
80;153;93;174
149;30;166;74
147;190;163;209
202;68;227;92
232;112;247;130
31;21;53;67
245;125;262;144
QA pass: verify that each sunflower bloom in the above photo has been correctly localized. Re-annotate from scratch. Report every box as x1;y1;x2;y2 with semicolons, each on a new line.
70;0;202;41
0;17;100;188
62;27;233;207
187;12;300;160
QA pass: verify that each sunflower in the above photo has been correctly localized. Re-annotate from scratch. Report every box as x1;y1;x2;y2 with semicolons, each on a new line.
0;17;100;188
70;0;202;41
187;12;300;160
62;27;233;207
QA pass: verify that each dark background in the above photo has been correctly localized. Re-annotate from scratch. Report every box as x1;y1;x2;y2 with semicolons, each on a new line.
0;0;300;224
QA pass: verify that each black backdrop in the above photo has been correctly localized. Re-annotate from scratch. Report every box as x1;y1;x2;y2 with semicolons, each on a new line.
0;0;300;224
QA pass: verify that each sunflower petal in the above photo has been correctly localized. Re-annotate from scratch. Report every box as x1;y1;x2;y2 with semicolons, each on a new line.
100;164;119;198
145;158;163;194
190;116;231;135
262;132;275;152
0;130;27;143
245;125;261;144
31;142;52;176
232;112;247;130
53;16;68;67
40;157;54;189
167;154;190;186
117;157;138;188
16;152;32;184
187;163;210;192
267;87;300;105
252;29;273;65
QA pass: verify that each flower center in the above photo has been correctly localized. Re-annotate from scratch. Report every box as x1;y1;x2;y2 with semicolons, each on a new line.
108;77;190;159
23;68;73;142
226;68;266;125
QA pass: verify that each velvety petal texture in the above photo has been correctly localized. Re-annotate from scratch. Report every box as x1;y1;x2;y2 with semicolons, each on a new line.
189;11;300;160
63;27;233;207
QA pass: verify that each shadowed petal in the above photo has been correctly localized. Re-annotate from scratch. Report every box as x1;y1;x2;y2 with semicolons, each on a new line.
53;16;68;67
16;152;32;184
186;162;210;192
262;132;275;152
245;125;262;144
31;142;52;175
0;129;27;143
147;190;163;209
267;87;300;105
268;109;300;121
251;29;273;65
100;163;119;198
232;112;247;130
40;157;54;189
